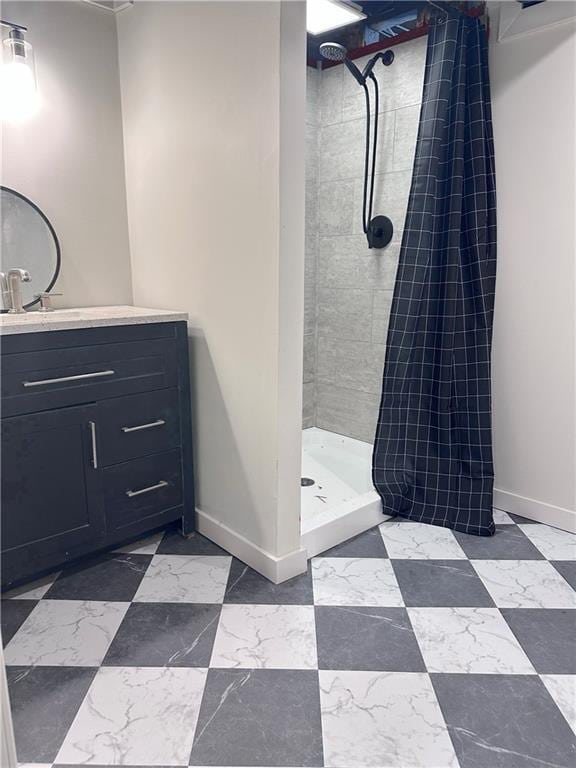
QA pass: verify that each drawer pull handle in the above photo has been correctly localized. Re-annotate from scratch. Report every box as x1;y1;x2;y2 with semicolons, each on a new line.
23;370;115;388
89;421;98;469
121;419;166;433
126;480;169;498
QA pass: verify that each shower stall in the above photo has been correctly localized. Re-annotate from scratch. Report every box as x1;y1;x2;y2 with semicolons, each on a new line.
301;34;428;556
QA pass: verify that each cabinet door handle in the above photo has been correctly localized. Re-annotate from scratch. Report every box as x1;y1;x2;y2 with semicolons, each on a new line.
23;370;115;387
121;419;166;433
126;480;169;498
89;421;98;469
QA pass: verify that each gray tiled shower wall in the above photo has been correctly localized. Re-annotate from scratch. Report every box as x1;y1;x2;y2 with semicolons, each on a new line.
303;36;427;442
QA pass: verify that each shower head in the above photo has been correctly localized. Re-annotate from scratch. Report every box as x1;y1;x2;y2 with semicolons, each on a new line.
319;41;365;86
319;42;348;62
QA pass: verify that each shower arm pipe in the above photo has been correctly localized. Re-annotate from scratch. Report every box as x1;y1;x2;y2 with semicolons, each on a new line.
362;82;371;234
345;50;395;88
367;73;379;236
344;58;365;87
361;74;380;237
362;52;392;83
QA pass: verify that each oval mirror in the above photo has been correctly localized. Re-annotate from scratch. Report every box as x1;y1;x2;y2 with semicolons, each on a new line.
0;186;61;310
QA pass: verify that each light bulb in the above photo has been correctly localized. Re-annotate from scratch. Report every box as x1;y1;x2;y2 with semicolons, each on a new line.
1;32;38;122
0;59;38;121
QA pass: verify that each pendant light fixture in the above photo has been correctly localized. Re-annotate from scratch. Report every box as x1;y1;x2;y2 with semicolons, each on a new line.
0;20;38;122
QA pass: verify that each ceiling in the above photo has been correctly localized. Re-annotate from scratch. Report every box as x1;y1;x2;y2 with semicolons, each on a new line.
306;1;485;64
307;1;426;63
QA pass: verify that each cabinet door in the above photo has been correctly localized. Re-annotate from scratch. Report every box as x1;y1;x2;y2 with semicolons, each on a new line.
1;404;105;586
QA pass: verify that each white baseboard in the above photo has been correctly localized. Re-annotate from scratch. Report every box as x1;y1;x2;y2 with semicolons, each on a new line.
196;508;308;584
0;647;17;768
494;488;576;533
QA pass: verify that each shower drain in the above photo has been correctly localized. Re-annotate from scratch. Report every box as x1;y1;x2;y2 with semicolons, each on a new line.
301;477;315;487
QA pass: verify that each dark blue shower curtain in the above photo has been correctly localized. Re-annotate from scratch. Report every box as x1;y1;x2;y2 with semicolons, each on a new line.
372;12;497;536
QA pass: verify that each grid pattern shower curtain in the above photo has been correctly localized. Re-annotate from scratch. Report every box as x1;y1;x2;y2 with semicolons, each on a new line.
372;12;497;536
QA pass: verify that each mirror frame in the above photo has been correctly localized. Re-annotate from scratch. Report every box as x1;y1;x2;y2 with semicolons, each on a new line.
0;186;62;311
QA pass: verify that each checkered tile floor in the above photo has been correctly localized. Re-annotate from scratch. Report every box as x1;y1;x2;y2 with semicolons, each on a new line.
2;512;575;768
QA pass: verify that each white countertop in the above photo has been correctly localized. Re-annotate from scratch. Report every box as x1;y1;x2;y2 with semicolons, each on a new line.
0;305;188;335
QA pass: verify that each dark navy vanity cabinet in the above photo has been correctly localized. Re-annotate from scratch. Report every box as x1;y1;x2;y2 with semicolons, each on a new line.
0;319;195;588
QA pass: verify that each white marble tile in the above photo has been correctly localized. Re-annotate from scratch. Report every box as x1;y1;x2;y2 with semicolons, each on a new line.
518;524;576;560
541;675;576;734
379;521;467;559
133;554;231;603
210;605;317;669
319;670;458;768
4;571;61;599
114;531;164;555
56;666;207;765
471;559;576;609
408;607;534;674
312;557;403;606
492;508;514;524
4;600;128;666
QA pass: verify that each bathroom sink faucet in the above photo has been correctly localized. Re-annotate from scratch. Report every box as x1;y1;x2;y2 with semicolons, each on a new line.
6;269;31;314
0;272;10;311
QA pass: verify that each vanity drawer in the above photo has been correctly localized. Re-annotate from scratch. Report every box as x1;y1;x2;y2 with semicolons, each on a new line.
1;338;178;416
102;449;183;536
97;388;181;467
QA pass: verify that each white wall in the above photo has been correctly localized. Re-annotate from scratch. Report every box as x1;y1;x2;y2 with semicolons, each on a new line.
1;1;133;307
489;6;576;529
117;1;306;578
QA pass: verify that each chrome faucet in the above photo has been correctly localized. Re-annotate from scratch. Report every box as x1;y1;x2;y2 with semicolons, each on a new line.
7;269;31;314
0;272;10;311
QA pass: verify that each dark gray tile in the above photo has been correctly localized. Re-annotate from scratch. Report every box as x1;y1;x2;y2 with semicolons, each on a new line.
1;600;37;646
392;560;495;607
432;674;576;768
501;609;576;674
224;558;314;604
552;560;576;590
508;513;537;524
315;606;425;671
189;669;324;766
7;665;97;764
320;527;388;558
44;553;151;601
454;525;544;560
157;528;229;556
102;602;221;667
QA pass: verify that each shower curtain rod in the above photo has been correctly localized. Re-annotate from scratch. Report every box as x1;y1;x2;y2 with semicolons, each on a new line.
426;1;485;21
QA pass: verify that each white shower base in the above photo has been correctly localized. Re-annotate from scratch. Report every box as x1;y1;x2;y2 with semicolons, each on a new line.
300;427;390;558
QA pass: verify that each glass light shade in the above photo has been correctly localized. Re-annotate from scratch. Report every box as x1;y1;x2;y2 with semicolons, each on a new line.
307;0;366;36
0;34;39;122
